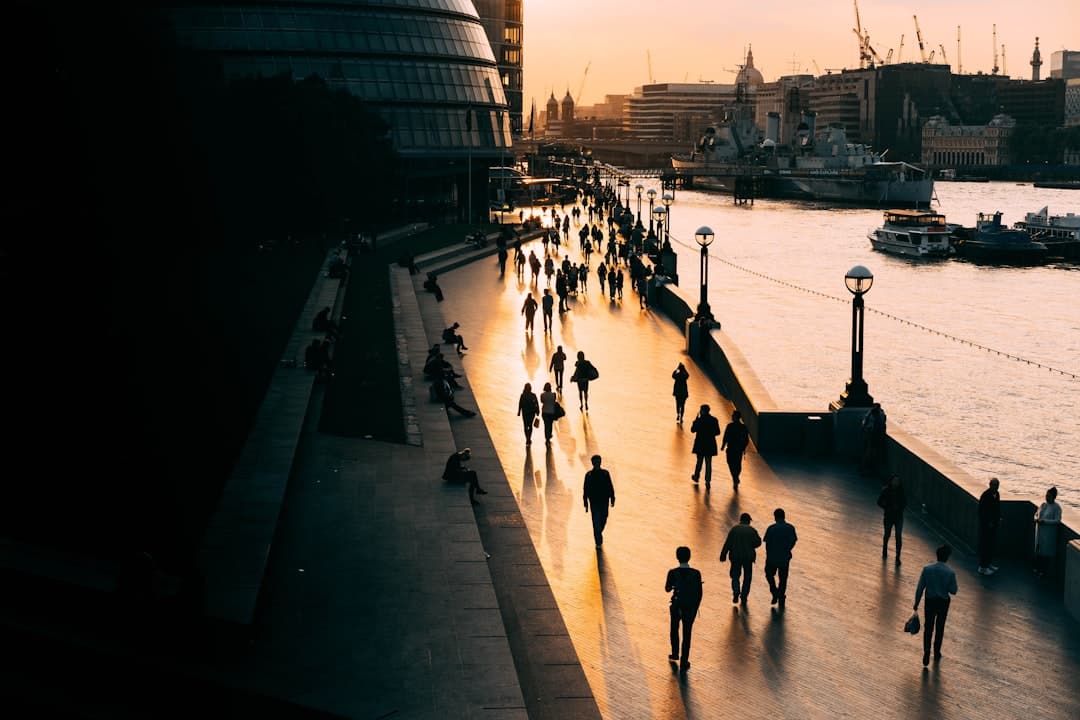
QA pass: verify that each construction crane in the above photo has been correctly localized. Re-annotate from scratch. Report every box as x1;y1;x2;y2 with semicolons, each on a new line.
812;59;822;75
853;0;867;67
898;34;905;63
1002;45;1007;76
647;50;654;84
939;44;948;64
913;15;928;63
957;26;962;74
992;25;999;74
885;48;894;64
928;49;936;62
575;61;590;104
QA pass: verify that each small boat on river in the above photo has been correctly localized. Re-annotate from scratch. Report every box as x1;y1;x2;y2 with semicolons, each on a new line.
868;209;953;258
951;211;1049;265
1013;206;1080;259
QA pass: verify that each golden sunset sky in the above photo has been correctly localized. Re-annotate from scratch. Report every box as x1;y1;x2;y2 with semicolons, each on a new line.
523;0;1079;107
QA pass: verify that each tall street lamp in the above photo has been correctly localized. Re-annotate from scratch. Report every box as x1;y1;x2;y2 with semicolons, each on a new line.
647;188;657;236
635;184;644;222
662;194;674;249
838;265;874;407
694;226;715;323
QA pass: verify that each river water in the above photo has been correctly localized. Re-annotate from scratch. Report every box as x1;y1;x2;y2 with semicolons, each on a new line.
627;181;1080;511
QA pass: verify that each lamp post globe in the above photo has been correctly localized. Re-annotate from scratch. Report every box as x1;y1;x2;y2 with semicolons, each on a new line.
647;188;657;236
694;226;715;323
662;194;674;249
839;265;874;407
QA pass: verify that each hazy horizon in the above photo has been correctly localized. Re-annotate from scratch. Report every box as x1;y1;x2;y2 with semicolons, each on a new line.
523;0;1078;108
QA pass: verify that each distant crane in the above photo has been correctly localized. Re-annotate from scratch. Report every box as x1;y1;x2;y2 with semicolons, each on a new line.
957;26;962;74
885;48;894;63
853;0;868;67
928;49;936;63
647;50;655;84
913;15;928;63
939;44;948;65
812;59;822;75
1002;44;1007;76
992;25;999;74
898;34;905;63
576;61;590;104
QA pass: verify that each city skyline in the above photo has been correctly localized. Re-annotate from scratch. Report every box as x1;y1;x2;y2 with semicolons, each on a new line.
524;0;1078;108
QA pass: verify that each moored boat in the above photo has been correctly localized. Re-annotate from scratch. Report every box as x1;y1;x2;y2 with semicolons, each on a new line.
1013;206;1080;259
951;211;1048;265
868;209;953;258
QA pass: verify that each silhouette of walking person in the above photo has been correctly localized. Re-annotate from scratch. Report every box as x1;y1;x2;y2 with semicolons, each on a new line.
583;455;615;548
517;382;539;446
671;363;689;423
549;345;567;391
878;474;906;565
690;404;720;489
720;410;750;490
914;544;958;667
570;351;598;411
521;293;539;334
720;513;761;606
665;546;703;674
763;508;797;607
540;382;558;445
541;289;555;332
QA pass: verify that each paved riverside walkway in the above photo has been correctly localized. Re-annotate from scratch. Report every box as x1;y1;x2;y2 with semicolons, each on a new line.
430;229;1080;719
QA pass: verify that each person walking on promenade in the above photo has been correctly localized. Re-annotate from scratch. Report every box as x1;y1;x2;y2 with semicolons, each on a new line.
637;274;649;309
539;382;559;445
514;243;526;279
914;544;958;667
597;261;607;296
541;289;555;332
878;474;907;565
549;345;567;391
544;256;555;285
978;477;1001;575
720;410;750;490
859;403;887;476
521;292;539;334
583;455;615;548
690;404;721;488
1034;487;1062;578
529;251;541;284
497;243;509;276
517;383;540;446
443;448;488;504
577;262;589;293
763;508;798;607
607;267;618;300
570;351;598;411
615;268;625;299
671;363;690;423
555;270;569;313
720;513;762;605
665;546;703;673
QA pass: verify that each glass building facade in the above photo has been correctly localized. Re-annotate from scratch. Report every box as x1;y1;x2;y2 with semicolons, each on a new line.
473;0;524;137
165;1;513;160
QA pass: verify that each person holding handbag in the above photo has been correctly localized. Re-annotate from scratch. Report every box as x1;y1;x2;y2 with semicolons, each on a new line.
540;382;559;445
517;382;540;446
570;351;598;411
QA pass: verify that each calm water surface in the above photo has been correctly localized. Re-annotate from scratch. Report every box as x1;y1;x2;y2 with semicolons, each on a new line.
642;181;1080;511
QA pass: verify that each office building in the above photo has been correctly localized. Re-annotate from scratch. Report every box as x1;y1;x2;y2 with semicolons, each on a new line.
474;0;524;137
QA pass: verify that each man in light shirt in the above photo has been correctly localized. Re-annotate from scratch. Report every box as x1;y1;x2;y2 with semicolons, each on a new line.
913;544;958;667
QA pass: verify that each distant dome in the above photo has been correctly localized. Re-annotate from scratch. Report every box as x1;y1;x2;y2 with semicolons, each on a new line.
736;45;765;87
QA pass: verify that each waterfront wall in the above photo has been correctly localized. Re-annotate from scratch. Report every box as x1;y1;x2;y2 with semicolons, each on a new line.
652;277;1078;614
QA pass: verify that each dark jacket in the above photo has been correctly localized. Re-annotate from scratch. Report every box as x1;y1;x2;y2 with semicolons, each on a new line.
665;566;703;614
763;521;798;563
671;367;689;398
583;468;615;508
721;421;749;455
979;487;1000;527
690;413;721;456
720;523;762;564
877;485;907;520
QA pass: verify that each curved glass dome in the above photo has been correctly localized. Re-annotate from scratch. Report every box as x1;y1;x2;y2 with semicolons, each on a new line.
167;1;512;155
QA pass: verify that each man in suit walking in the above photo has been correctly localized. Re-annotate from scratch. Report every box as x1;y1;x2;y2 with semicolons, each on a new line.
583;455;615;548
914;544;958;667
665;546;703;673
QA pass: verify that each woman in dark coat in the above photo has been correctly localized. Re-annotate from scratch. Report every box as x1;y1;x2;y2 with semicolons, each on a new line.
671;363;690;423
570;351;597;412
517;383;540;445
690;404;720;488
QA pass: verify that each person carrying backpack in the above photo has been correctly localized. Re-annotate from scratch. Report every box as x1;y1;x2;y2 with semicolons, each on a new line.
665;546;703;674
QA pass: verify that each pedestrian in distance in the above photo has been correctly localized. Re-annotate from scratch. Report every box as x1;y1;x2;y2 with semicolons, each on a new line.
577;262;589;293
690;404;721;489
541;289;555;332
544;256;555;285
1033;486;1062;578
977;477;1001;575
607;267;618;300
514;244;526;278
720;513;762;606
583;455;615;548
720;410;750;490
528;250;541;284
615;268;624;299
638;274;649;309
521;292;539;333
549;345;567;391
443;448;487;504
859;403;887;477
540;381;558;445
763;508;798;607
597;261;607;296
878;474;907;565
914;544;958;667
671;363;690;423
570;351;599;411
517;382;540;446
665;546;703;674
497;244;508;276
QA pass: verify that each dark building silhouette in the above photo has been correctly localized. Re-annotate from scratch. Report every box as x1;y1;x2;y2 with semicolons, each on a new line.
475;0;524;138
